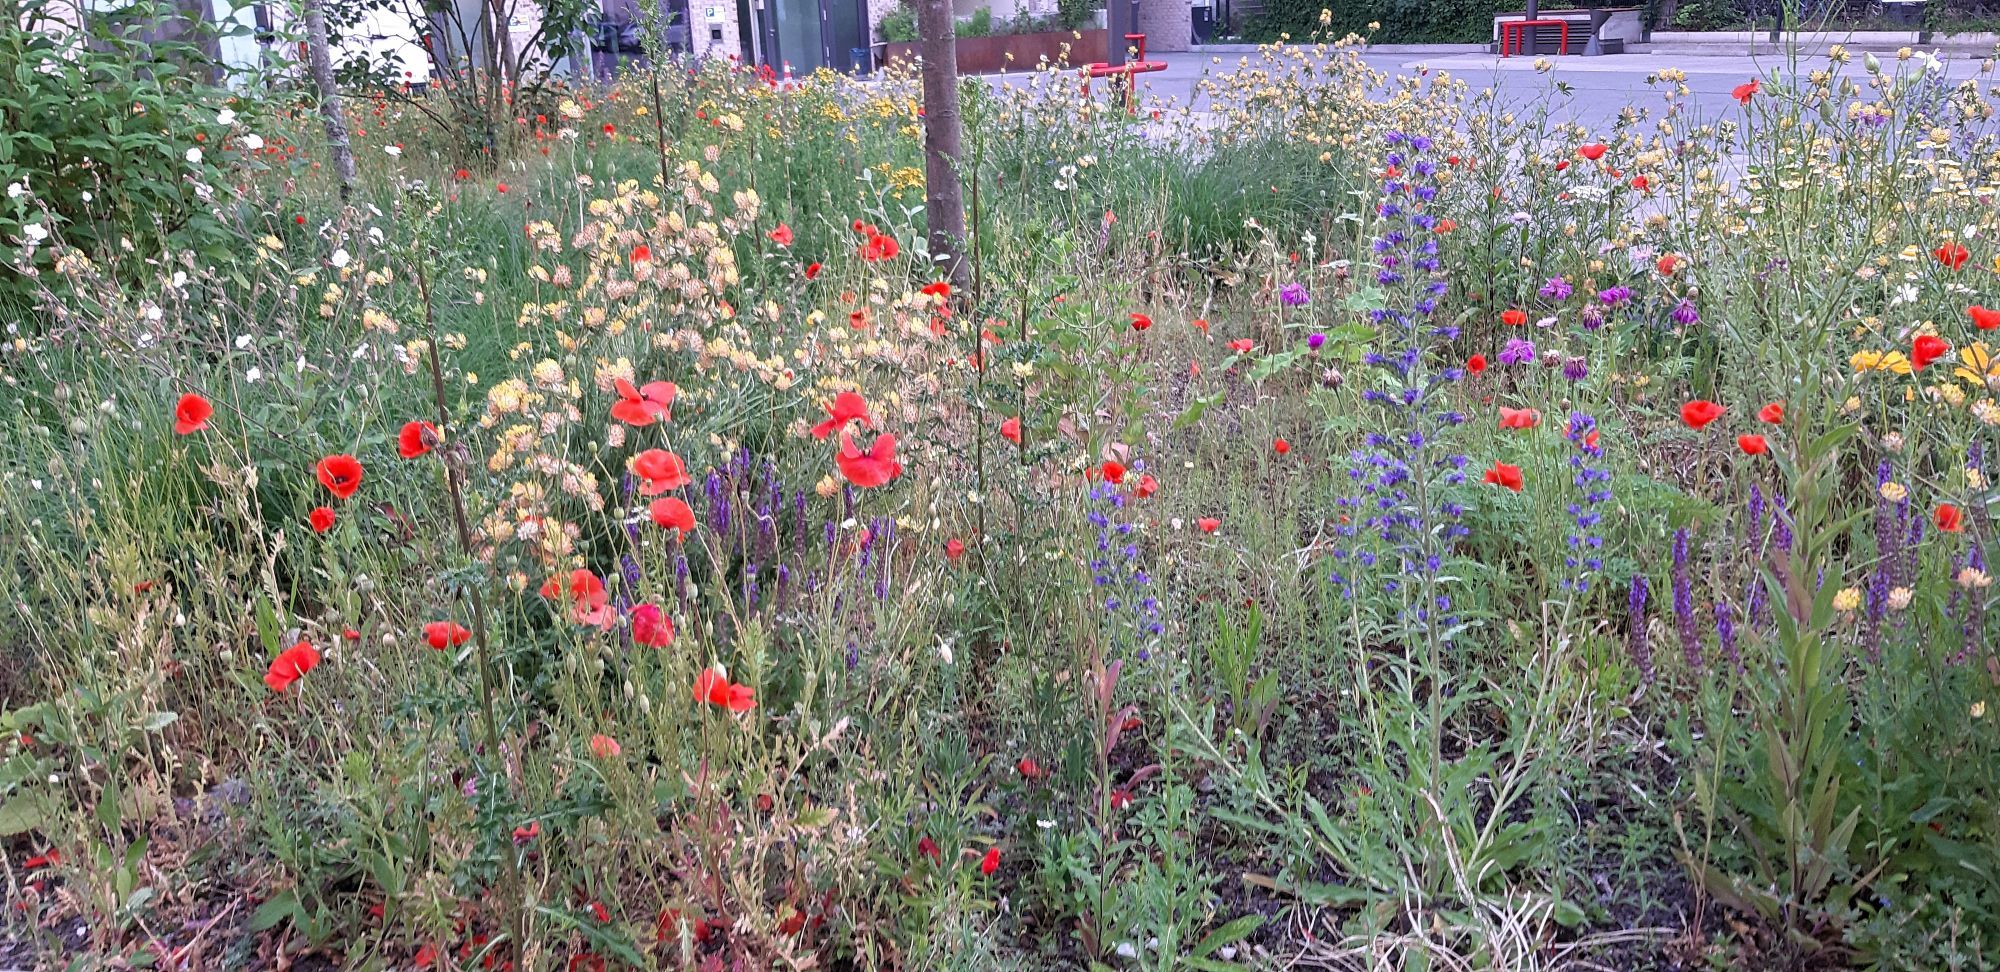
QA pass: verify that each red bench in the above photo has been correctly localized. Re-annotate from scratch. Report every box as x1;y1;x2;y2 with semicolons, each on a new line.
1083;33;1168;114
1498;18;1569;57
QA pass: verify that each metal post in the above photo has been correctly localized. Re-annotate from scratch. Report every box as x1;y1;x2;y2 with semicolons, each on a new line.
1106;0;1128;66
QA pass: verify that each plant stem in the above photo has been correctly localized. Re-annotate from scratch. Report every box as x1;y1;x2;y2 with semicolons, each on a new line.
414;255;527;962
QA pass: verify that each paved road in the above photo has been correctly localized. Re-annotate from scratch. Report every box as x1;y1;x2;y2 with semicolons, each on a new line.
988;49;1990;134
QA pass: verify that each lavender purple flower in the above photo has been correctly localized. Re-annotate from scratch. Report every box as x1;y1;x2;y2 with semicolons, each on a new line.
1628;575;1654;683
1672;529;1702;673
1562;413;1611;592
1498;337;1536;365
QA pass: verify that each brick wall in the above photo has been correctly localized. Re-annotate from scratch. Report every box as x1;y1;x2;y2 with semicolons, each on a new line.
1134;0;1188;52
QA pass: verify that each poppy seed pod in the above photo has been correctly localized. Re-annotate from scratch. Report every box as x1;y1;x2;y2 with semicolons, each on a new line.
1320;367;1344;389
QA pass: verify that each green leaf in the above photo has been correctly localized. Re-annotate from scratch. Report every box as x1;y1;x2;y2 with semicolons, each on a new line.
247;889;301;932
0;791;50;836
1189;913;1264;958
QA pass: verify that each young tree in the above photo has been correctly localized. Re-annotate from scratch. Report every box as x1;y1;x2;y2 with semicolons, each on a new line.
915;0;969;290
300;0;356;199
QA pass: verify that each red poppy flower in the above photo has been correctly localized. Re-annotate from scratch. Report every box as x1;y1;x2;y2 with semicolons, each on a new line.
1273;437;1291;455
1467;354;1487;374
1498;407;1541;430
805;262;822;279
945;537;966;562
693;666;756;712
1913;334;1951;371
23;849;59;870
632;449;691;495
173;393;213;434
1736;434;1768;456
1679;400;1725;429
1936;503;1965;533
1016;756;1042;779
1101;460;1126;484
1555;160;1570;172
496;182;508;194
1483;461;1524;491
836;432;903;488
1192;318;1210;333
512;821;540;844
1630;175;1649;191
1656;254;1679;275
264;641;321;693
630;244;652;264
589;734;621;759
769;223;794;246
918;836;941;864
628;603;675;648
1935;242;1971;270
315;454;364;499
1198;517;1221;533
611;378;676;426
1000;415;1021;445
423;620;471;650
1130;312;1152;332
1501;309;1527;326
1578;143;1607;160
1134;473;1158;498
649;497;695;538
540;569;612;626
921;281;951;300
1758;402;1784;424
1732;78;1760;104
294;214;306;225
454;168;470;180
602;122;616;135
980;847;1000;875
342;627;360;641
1970;306;2000;330
398;420;438;458
1227;338;1254;353
859;231;899;262
810;391;873;440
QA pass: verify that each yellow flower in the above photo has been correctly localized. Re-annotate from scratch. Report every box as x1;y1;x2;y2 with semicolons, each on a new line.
1956;343;2000;388
1959;567;1993;589
1880;481;1908;503
1833;587;1863;612
1851;349;1912;374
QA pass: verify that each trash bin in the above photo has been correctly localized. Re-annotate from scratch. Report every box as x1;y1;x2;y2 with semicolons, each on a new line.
851;46;871;74
1882;0;1924;26
1191;4;1215;43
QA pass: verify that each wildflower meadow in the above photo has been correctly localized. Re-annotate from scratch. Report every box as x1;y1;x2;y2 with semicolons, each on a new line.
6;6;2000;970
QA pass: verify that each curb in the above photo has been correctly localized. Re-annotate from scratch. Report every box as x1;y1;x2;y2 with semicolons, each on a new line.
1189;42;1488;54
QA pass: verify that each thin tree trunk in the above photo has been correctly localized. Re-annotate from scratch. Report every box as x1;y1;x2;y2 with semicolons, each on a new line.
915;0;969;290
300;0;356;199
489;0;519;87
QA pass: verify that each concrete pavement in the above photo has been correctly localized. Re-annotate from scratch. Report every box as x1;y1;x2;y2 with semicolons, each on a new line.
985;49;1991;132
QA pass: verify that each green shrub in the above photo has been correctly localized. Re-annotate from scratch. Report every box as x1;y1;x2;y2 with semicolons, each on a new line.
958;7;995;36
878;3;918;41
0;0;245;309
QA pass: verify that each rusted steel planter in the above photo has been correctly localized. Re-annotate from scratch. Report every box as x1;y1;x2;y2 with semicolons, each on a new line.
881;30;1107;74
